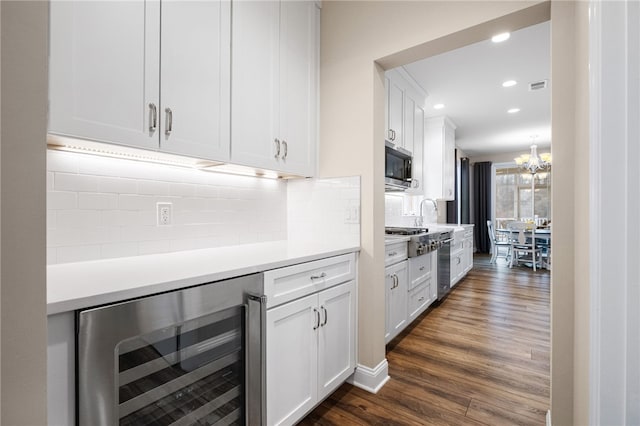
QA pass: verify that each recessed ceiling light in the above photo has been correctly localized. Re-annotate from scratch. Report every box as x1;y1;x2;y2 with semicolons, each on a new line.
502;80;517;87
433;103;445;110
507;108;520;114
491;32;510;43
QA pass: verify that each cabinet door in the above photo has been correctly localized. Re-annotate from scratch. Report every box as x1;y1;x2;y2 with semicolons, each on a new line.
408;103;425;193
317;281;356;400
266;294;318;426
464;236;474;273
403;95;415;154
385;268;394;342
385;261;408;343
279;0;318;176
231;0;280;170
49;0;159;150
443;123;456;200
160;0;230;161
388;79;404;145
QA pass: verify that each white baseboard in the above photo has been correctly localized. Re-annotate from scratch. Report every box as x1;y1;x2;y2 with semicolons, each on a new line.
348;359;390;394
546;410;551;426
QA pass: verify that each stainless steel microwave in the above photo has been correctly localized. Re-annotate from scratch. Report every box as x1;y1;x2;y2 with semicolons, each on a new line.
385;144;412;191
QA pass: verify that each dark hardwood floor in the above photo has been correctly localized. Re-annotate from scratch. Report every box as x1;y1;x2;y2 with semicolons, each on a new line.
299;254;550;425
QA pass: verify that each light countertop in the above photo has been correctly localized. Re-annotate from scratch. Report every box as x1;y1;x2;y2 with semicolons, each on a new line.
47;241;359;315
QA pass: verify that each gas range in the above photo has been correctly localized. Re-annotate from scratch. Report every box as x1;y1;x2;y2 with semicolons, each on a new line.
385;227;453;257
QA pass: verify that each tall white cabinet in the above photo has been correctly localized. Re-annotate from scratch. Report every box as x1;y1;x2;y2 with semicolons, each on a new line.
424;116;457;200
49;0;231;161
232;0;319;176
384;69;427;192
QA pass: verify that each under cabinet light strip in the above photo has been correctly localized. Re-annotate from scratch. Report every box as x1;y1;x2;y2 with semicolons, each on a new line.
47;134;297;180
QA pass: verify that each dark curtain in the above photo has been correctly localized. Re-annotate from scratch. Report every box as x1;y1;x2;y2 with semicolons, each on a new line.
447;155;470;224
473;161;492;253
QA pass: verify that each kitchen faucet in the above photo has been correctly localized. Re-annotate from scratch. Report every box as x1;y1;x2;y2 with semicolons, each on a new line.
415;198;438;227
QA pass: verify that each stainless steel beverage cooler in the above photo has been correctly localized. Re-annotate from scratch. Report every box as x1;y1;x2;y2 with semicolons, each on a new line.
77;274;265;425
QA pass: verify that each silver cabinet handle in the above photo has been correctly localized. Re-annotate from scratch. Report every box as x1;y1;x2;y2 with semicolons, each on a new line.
274;138;281;158
312;308;320;330
412;179;420;188
388;251;397;257
321;306;327;326
149;103;157;132
164;108;173;136
282;140;288;159
419;266;425;271
310;272;326;280
392;274;398;289
418;296;425;302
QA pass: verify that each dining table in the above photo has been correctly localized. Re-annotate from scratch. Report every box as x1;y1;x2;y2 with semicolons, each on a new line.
497;227;551;243
496;227;551;269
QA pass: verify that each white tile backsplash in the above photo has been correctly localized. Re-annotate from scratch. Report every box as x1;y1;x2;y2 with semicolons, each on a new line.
385;193;437;227
47;150;360;264
47;150;288;264
287;176;360;247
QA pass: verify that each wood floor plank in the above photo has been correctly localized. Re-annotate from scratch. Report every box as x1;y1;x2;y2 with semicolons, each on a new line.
299;254;550;425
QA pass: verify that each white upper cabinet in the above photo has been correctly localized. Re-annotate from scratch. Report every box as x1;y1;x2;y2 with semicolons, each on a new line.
424;116;456;200
385;77;404;146
159;1;231;160
384;69;428;192
232;0;319;176
407;97;425;193
49;0;160;151
49;0;231;162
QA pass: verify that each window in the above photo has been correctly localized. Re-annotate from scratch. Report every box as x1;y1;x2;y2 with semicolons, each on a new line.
495;166;551;228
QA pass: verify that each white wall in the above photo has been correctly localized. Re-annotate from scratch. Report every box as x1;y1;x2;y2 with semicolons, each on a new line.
46;150;288;263
1;1;48;424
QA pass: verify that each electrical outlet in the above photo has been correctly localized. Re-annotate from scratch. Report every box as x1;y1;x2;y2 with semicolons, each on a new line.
157;202;172;226
344;206;360;224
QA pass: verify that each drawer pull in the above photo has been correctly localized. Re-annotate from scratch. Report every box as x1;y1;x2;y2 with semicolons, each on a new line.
321;306;328;326
388;251;397;256
418;296;425;302
419;266;425;271
310;272;327;280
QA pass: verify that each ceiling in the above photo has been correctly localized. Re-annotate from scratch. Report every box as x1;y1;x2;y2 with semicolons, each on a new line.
402;21;551;157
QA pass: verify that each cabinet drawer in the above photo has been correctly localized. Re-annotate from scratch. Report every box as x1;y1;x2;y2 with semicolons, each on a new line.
264;253;356;308
408;279;430;321
385;242;408;266
408;255;431;290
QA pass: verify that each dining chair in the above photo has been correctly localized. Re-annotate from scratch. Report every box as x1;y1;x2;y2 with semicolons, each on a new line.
486;220;511;264
506;221;542;271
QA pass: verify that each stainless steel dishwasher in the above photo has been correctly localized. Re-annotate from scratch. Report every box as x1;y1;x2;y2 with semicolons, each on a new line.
77;273;265;426
436;230;454;300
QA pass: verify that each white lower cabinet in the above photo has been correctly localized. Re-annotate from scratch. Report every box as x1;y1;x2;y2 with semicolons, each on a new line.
408;280;430;321
463;227;474;274
266;280;356;426
385;260;408;344
407;251;437;322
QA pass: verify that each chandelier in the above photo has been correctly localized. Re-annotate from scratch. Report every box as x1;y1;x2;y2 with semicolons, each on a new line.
515;144;551;174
